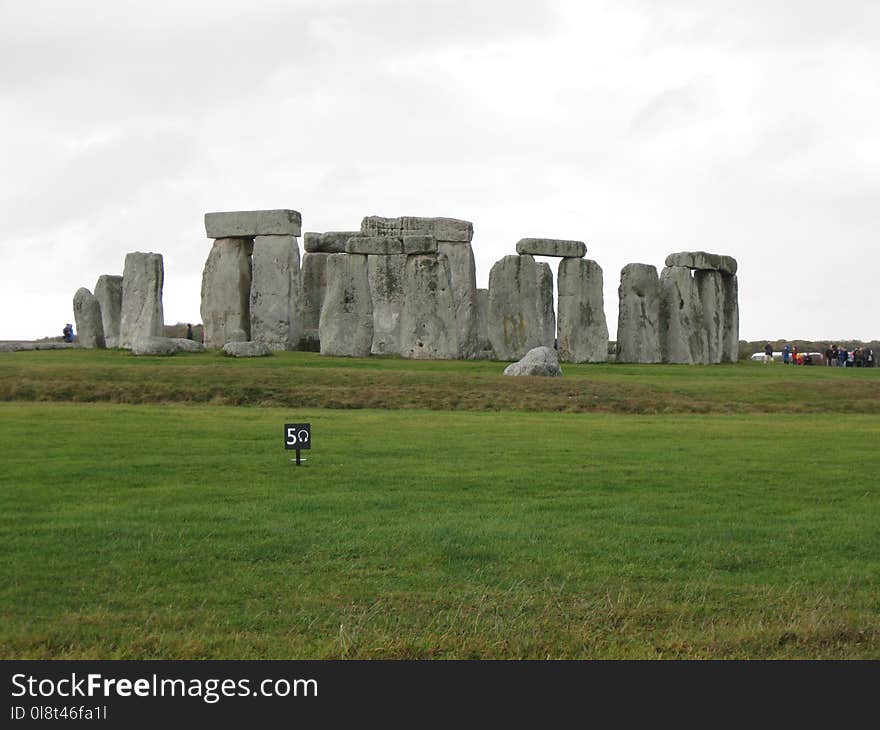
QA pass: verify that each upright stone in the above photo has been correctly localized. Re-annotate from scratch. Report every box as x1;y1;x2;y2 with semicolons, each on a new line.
250;235;302;350
438;241;479;358
299;252;330;351
475;288;493;358
72;288;106;349
721;274;739;363
695;270;724;364
616;264;661;364
93;275;122;348
399;254;459;360
535;262;556;348
368;254;407;355
120;252;164;349
659;266;708;365
487;254;545;361
200;237;252;349
557;258;608;363
319;254;373;357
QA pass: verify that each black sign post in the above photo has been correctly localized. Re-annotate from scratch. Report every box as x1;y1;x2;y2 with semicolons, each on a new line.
284;423;311;466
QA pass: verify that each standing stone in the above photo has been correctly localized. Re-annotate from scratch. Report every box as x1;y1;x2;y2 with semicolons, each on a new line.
475;288;493;358
93;275;122;348
72;288;106;349
535;262;556;348
659;266;708;364
616;264;661;364
319;253;373;357
438;241;479;358
487;254;546;361
250;235;302;350
299;252;330;351
399;254;459;360
721;274;739;363
695;270;724;364
120;252;164;349
200;238;252;349
368;254;407;355
557;258;608;363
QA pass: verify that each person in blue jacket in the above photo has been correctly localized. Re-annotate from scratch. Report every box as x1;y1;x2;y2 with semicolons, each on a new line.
782;344;791;364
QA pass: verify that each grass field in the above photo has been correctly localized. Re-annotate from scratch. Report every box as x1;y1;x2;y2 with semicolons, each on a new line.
0;351;878;658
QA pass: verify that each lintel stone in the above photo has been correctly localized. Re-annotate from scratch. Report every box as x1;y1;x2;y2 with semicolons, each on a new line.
516;238;586;258
205;209;301;238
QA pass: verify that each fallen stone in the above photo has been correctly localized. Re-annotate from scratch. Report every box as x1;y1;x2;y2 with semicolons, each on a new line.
205;209;301;238
250;234;302;350
361;216;473;243
438;240;478;359
665;251;737;275
399;254;459;359
721;274;739;362
319;253;373;357
73;288;106;349
402;235;438;255
299;252;330;351
222;341;273;357
503;346;562;377
616;263;661;363
94;275;122;348
557;258;608;363
536;262;556;348
516;238;586;258
659;266;708;364
487;254;547;361
303;231;360;254
368;254;407;355
120;252;165;349
695;270;724;364
132;336;203;356
200;237;252;349
345;236;403;255
0;342;76;352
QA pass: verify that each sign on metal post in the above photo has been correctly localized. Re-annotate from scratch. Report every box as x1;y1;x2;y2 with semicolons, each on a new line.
284;423;311;466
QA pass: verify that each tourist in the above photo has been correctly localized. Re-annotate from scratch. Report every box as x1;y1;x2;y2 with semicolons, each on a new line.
763;343;773;364
782;344;791;364
838;347;848;367
62;323;73;343
186;323;194;341
825;345;834;366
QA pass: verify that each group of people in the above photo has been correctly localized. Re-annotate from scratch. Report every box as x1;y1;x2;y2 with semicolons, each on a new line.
761;342;875;367
61;323;74;343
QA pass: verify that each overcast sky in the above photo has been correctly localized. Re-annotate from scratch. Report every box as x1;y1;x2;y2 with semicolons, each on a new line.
1;0;878;342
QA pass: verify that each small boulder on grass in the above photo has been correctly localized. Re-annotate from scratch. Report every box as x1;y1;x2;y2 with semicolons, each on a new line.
132;336;205;356
503;346;562;377
222;341;273;358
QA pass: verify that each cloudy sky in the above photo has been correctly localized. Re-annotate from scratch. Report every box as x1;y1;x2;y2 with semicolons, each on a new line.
1;0;878;341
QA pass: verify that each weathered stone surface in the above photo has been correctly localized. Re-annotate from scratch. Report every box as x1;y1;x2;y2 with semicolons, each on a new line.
616;264;661;363
402;235;438;255
695;270;724;364
503;346;562;377
368;254;407;355
361;216;473;243
319;253;373;357
200;237;252;349
516;238;586;258
303;231;360;254
73;288;106;349
399;254;459;359
475;288;493;358
120;252;164;349
222;341;273;357
0;341;75;352
487;254;548;361
345;236;403;255
665;251;737;275
659;266;708;364
557;258;608;363
94;275;122;348
299;252;329;351
535;262;556;348
131;336;203;356
438;240;478;358
205;209;301;238
250;235;301;350
721;273;739;363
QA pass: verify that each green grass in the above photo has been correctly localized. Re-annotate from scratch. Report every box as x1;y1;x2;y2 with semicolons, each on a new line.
1;401;878;659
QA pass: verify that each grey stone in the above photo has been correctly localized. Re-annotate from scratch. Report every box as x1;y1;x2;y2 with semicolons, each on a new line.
345;236;403;255
487;254;548;361
402;235;438;255
228;328;247;343
303;231;360;254
200;237;252;349
616;264;661;363
438;240;479;359
120;252;164;349
503;346;562;377
319;253;373;357
250;234;302;350
72;288;106;349
516;238;586;258
535;262;556;348
557;258;609;363
695;270;724;364
368;254;407;355
475;288;493;358
399;254;459;359
665;251;737;275
93;275;122;348
205;209;301;238
131;336;203;356
361;215;473;243
0;341;75;352
721;274;739;362
299;252;330;351
659;266;708;364
222;340;273;357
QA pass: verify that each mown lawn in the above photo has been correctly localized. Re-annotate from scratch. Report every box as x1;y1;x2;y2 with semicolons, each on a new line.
1;402;878;658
